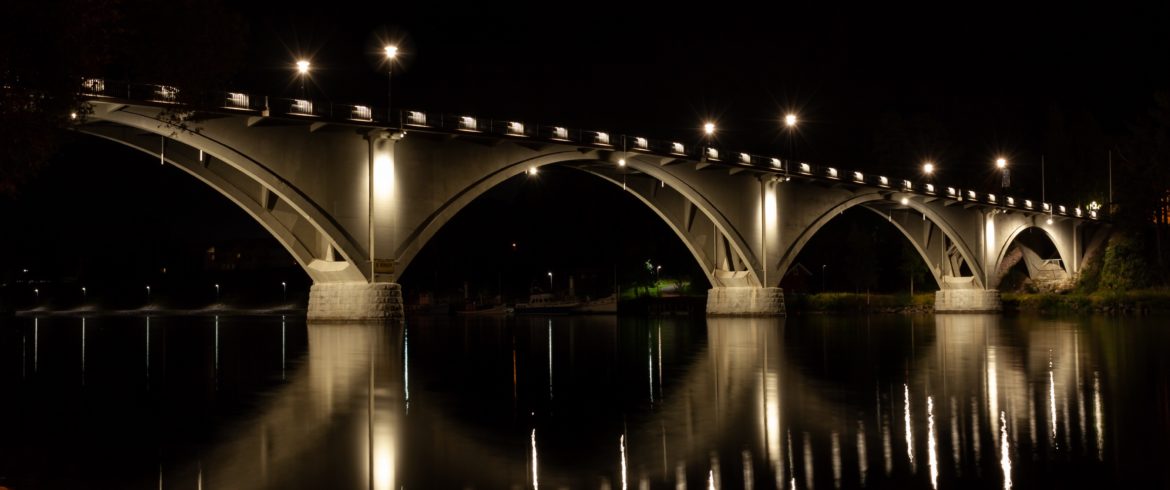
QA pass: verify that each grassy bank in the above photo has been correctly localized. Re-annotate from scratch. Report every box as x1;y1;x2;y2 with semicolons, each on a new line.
1002;290;1170;313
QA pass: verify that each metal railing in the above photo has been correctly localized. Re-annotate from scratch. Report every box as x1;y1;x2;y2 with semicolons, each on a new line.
76;78;1103;221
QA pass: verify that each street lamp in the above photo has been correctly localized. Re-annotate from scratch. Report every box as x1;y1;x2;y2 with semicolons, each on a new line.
281;281;287;302
656;265;662;297
547;272;553;292
145;285;151;303
784;113;799;174
295;59;310;98
923;162;935;176
383;45;398;123
81;286;87;302
33;288;39;302
703;122;715;136
996;157;1010;189
214;283;220;301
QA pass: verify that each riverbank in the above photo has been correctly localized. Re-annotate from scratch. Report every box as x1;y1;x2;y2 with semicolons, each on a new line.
788;290;1170;314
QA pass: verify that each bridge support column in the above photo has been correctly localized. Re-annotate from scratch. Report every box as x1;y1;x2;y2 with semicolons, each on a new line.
934;289;1002;313
307;282;404;322
706;287;785;316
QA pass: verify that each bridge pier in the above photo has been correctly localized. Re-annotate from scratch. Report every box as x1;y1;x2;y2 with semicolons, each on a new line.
934;289;1002;313
706;287;786;316
307;283;404;322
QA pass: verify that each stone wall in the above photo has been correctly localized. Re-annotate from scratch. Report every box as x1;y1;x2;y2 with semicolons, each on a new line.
707;287;786;316
934;289;1002;312
307;282;404;322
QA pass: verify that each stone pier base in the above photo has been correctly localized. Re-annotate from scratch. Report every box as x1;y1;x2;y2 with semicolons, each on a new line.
934;289;1002;313
706;287;786;316
308;282;404;322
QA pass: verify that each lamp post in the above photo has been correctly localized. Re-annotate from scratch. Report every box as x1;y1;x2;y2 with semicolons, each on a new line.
656;265;662;297
547;272;553;292
214;283;220;302
81;286;87;303
33;288;39;302
784;113;798;173
281;281;287;302
996;157;1009;189
923;162;935;178
145;285;151;303
383;45;398;123
702;122;715;159
295;60;310;98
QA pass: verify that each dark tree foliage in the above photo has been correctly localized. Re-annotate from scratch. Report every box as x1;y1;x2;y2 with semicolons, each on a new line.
0;0;246;196
1117;92;1170;275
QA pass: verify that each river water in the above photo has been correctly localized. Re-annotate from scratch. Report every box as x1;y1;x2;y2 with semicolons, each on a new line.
1;313;1167;489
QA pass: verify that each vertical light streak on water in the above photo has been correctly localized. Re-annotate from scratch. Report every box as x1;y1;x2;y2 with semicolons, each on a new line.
882;412;893;476
766;372;782;486
281;315;286;381
742;450;754;490
81;317;87;384
904;384;915;469
1093;372;1104;461
927;396;938;490
1028;389;1037;452
214;316;220;373
675;461;687;490
404;325;410;410
988;347;1000;447
971;398;982;466
649;329;654;404
1076;335;1086;451
707;470;715;490
146;316;151;378
658;325;663;394
803;433;814;490
621;434;629;490
787;430;796;486
531;429;539;490
1000;411;1012;490
197;462;203;490
857;420;868;487
831;431;841;489
1049;362;1057;445
950;397;961;470
548;320;553;400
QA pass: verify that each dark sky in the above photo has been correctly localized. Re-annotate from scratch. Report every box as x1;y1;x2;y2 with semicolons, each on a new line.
4;3;1169;300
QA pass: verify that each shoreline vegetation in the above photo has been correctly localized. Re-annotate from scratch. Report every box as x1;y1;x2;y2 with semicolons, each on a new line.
786;291;1170;314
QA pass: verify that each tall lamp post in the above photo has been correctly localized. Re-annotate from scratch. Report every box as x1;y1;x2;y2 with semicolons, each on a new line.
996;157;1009;190
295;60;310;98
702;122;715;159
547;272;553;292
383;45;398;124
784;113;798;173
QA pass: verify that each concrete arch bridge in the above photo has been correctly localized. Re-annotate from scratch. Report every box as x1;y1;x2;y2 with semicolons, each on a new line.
75;82;1108;319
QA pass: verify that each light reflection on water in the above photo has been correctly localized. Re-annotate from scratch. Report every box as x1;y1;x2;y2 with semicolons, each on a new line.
1;313;1168;487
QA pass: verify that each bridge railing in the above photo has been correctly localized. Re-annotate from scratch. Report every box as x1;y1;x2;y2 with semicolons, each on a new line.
76;78;1103;221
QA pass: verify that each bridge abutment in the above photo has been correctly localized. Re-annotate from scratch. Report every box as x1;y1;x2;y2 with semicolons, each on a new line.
934;289;1002;313
307;283;404;322
706;287;785;316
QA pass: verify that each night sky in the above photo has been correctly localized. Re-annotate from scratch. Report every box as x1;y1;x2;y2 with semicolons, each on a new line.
3;3;1169;303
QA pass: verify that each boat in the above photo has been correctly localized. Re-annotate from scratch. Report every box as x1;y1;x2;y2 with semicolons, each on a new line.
513;293;581;314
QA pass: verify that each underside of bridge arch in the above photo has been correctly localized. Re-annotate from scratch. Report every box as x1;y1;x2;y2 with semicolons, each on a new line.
79;122;366;285
991;224;1074;292
769;188;1001;312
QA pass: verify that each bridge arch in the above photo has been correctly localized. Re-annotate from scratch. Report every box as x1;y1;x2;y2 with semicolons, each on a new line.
393;151;762;288
990;220;1074;290
772;190;985;290
79;106;368;283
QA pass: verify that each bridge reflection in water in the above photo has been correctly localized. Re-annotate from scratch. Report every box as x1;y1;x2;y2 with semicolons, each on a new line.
3;314;1139;488
167;314;1113;489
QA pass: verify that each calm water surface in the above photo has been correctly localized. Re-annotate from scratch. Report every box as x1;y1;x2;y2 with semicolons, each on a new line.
1;313;1168;489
